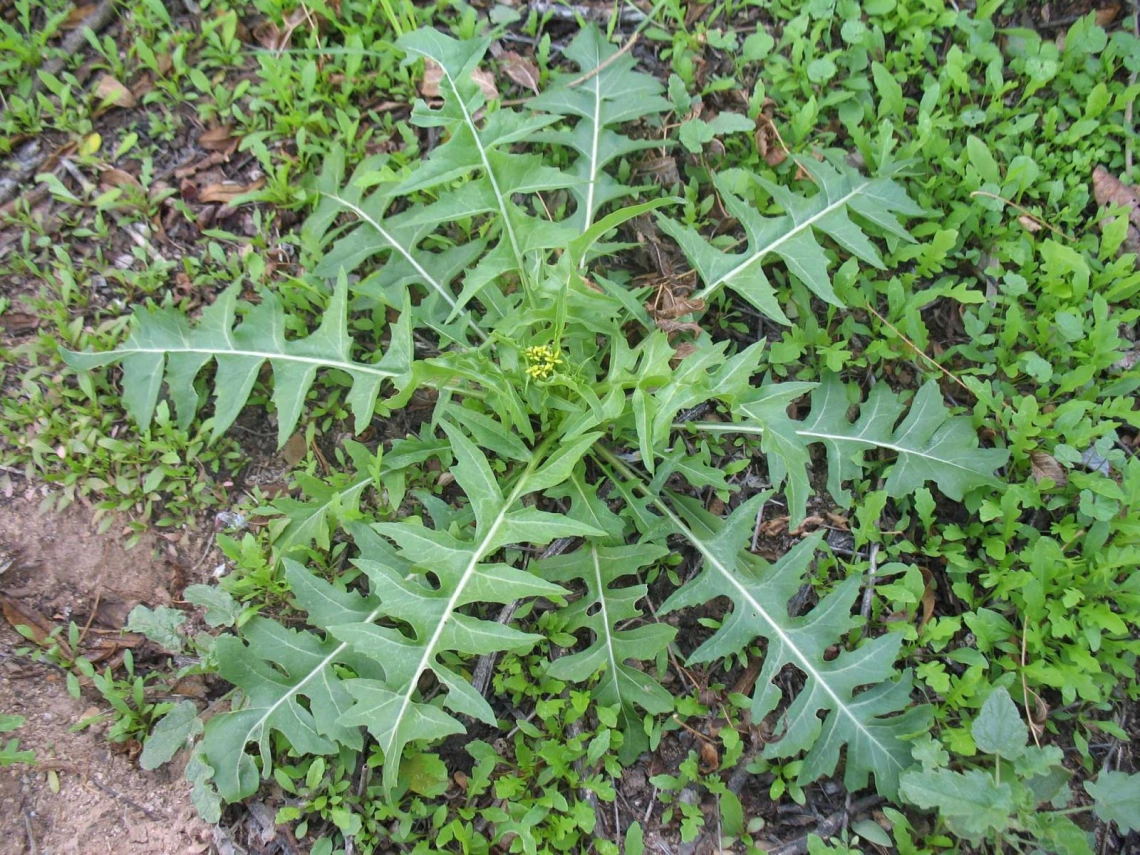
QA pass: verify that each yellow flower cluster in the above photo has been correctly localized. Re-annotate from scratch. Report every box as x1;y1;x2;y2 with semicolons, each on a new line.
524;344;562;381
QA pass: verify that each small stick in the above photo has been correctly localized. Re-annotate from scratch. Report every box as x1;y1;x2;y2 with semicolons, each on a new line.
76;588;102;650
644;785;658;826
671;714;715;743
751;500;766;552
969;190;1070;239
36;761;162;821
859;542;880;623
865;305;971;394
566;34;640;89
612;787;620;849
89;777;162;821
24;812;38;855
472;601;519;697
1019;621;1044;748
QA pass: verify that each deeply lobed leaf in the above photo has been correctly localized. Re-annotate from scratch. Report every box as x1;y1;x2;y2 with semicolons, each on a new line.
201;426;604;800
651;490;931;799
530;24;671;232
658;159;922;323
395;29;577;312
62;277;413;447
537;470;675;748
696;372;1009;524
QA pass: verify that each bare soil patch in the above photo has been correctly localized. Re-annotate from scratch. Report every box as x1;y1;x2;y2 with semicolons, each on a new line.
0;495;211;855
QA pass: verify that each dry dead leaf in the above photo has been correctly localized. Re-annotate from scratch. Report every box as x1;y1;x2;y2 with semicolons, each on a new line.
501;51;540;94
639;155;680;185
1092;166;1140;224
93;74;137;109
1091;166;1140;259
62;4;99;28
0;312;40;332
699;739;719;773
171;674;209;700
175;152;230;181
658;319;703;338
129;75;155;100
198;179;265;204
760;515;790;537
420;61;444;98
0;594;71;658
1030;450;1068;487
671;340;699;361
99;168;142;190
788;515;826;536
199;125;239;155
253;7;315;52
918;567;936;632
647;289;705;321
1095;5;1120;26
1112;347;1140;372
824;511;849;530
755;115;788;167
85;635;143;665
1018;214;1042;233
471;69;499;101
281;433;307;467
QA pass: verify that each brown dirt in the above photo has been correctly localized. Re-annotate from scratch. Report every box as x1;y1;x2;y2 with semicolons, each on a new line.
0;494;212;855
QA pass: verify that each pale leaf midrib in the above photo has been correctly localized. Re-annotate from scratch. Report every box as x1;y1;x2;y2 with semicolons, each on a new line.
386;464;535;749
652;498;905;773
439;63;525;272
696;179;873;301
590;544;624;711
107;345;398;379
223;602;386;792
323;192;457;312
692;421;989;477
582;58;603;236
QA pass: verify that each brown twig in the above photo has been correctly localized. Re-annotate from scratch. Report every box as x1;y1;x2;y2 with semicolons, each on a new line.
89;777;162;821
859;541;880;623
671;714;715;743
24;811;38;855
566;33;640;89
76;588;102;650
865;305;971;394
969;190;1070;239
1019;621;1044;748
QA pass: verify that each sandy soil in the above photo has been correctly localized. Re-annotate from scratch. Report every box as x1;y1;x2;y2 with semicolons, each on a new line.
0;493;212;855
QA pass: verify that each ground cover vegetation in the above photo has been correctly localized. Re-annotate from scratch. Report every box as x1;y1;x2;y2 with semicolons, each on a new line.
2;0;1140;852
